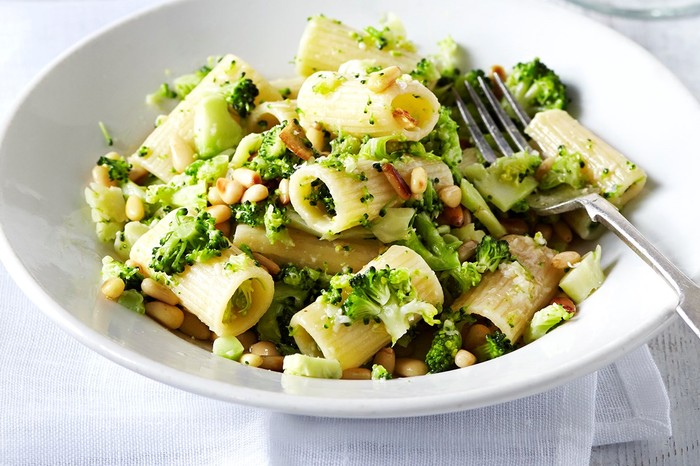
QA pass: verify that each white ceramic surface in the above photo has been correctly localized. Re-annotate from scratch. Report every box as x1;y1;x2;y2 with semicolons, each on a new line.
0;0;698;418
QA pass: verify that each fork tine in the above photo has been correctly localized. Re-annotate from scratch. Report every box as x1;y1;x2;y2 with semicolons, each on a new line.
452;88;498;164
477;76;531;153
493;73;532;128
463;80;514;157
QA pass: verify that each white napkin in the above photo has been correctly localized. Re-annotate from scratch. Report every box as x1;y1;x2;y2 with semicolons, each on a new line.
0;261;671;465
0;2;672;465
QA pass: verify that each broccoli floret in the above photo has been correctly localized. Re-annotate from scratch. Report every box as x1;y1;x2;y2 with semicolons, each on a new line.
117;289;146;314
305;179;336;216
183;154;230;184
425;319;462;373
226;76;259;118
523;303;575;344
97;156;131;183
403;178;443;220
232;198;291;245
398;212;459;271
101;256;144;289
150;208;229;276
193;94;243;158
421;107;462;181
358;135;434;162
410;58;441;86
172;63;213;99
474;235;513;273
504;58;568;117
473;331;514;362
371;364;393;380
441;261;482;298
146;83;178;106
244;123;298;181
339;265;439;343
539;146;588;190
459;178;507;238
84;183;127;242
329;133;362;158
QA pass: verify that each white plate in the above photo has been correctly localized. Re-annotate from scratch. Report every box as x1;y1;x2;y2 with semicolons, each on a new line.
0;0;698;418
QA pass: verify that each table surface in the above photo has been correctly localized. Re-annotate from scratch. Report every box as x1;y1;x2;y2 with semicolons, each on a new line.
0;1;698;464
577;8;700;465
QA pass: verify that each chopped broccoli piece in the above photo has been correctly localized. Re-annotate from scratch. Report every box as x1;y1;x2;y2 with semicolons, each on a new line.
523;303;575;344
425;319;462;373
474;235;513;273
101;256;144;289
403;178;443;220
98;121;113;146
559;245;605;303
213;335;245;361
410;58;441;86
146;83;177;106
114;221;150;259
371;364;393;380
97;156;131;183
398;212;459;271
539;146;588;190
504;58;568;117
244;123;299;180
305;179;336;216
370;207;415;243
441;261;482;298
283;354;342;379
172;63;213;99
421;107;462;181
193;94;243;158
117;289;146;314
150;208;229;276
84;183;127;242
472;331;514;362
337;265;439;343
232;197;291;244
183;154;230;184
458;179;507;238
226;76;259;118
358;135;434;162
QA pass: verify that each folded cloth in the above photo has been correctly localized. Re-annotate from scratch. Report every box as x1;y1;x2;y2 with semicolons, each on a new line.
0;262;671;466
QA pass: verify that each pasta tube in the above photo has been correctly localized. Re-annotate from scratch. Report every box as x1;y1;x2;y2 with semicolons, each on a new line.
451;235;565;343
296;15;421;77
290;245;443;369
296;68;440;141
132;55;278;182
289;157;453;236
232;225;384;274
130;210;274;337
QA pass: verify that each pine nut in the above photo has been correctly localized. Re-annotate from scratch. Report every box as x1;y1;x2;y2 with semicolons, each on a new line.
141;278;179;306
128;164;148;182
458;240;478;262
206;204;232;224
237;330;258;352
392;108;418;130
502;218;529;235
101;277;125;300
454;349;477;368
278;178;291;205
125;196;145;221
552;251;581;269
462;324;490;352
410;167;427;195
241;184;269;203
92;164;114;187
439;185;462;208
552;295;577;313
145;301;184;330
215;221;231;237
239;353;264;367
218;178;244;205
232;168;262;188
260;356;285;372
535;156;556;181
170;135;195;173
208;186;224;205
553;220;573;243
252;252;280;275
534;224;553;242
394;358;428;377
372;347;396;375
366;66;402;93
124;259;143;273
250;341;280;357
179;311;211;340
462;208;472;225
342;368;372;380
439;205;464;227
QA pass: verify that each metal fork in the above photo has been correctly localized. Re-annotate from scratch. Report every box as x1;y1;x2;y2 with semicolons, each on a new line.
453;74;700;338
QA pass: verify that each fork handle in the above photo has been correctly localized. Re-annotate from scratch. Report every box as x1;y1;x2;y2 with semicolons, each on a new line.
582;195;700;338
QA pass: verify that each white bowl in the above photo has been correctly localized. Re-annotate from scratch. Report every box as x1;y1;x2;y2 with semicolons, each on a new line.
1;0;698;417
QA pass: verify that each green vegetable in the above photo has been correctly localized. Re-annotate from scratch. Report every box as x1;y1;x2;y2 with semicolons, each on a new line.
101;256;144;289
244;122;298;181
474;235;513;273
503;58;568;117
97;156;131;183
225;76;259;118
150;208;229;276
371;364;393;380
193;94;243;158
441;261;482;298
117;289;146;314
559;245;605;303
459;179;506;238
146;83;177;106
410;58;441;86
398;212;459;271
283;354;342;379
114;221;150;259
232;198;291;244
424;319;462;373
421;107;462;181
539;147;588;190
98;121;113;146
523;303;574;344
472;331;514;362
404;178;443;220
370;207;415;243
184;154;230;184
84;183;127;242
172;62;215;99
213;335;245;361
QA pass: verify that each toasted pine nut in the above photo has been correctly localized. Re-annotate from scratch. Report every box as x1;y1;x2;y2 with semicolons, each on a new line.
215;221;231;237
439;205;464;227
462;324;490;352
145;301;184;330
366;66;402;93
206;204;232;224
502;218;529;235
179;311;211;340
342;368;372;380
260;356;285;372
217;178;245;205
250;341;280;357
394;358;428;377
373;347;396;375
101;277;125;300
278;178;291;205
141;278;179;306
535;156;556;181
392;108;418;130
553;221;573;243
462;208;472;225
252;252;280;275
237;330;258;352
240;353;264;367
439;185;462;208
92;164;114;187
125;196;145;221
232;168;262;188
455;349;477;368
552;295;577;313
169;135;195;173
381;163;411;200
410;167;427;195
552;251;581;269
534;224;553;242
457;240;478;262
128;164;148;182
241;184;269;203
208;186;224;205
